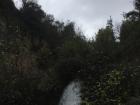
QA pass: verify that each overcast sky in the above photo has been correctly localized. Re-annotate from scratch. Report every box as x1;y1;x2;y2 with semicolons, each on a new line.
14;0;134;38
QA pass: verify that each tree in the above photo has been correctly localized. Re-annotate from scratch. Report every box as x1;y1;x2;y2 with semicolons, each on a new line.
95;18;115;55
135;0;140;12
120;0;140;59
126;0;140;21
20;0;46;34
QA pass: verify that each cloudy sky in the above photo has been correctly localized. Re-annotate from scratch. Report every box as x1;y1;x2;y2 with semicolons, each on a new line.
14;0;134;38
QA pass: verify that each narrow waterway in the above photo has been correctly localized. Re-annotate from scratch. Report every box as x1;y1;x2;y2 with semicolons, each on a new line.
59;81;81;105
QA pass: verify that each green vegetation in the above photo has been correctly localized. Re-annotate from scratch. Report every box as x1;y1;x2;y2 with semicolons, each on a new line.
0;0;140;105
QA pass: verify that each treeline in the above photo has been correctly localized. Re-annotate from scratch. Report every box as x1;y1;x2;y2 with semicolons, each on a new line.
0;0;84;104
81;0;140;105
0;0;140;105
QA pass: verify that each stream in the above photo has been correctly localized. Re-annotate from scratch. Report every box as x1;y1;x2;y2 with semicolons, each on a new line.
59;81;81;105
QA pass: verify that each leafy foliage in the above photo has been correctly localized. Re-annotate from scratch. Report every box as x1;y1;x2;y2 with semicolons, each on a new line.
0;0;140;105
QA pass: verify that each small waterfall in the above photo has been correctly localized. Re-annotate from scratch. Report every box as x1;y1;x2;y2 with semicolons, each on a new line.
59;81;81;105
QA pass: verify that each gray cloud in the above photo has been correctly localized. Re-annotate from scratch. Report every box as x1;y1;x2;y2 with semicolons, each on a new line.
39;0;134;38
